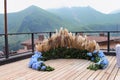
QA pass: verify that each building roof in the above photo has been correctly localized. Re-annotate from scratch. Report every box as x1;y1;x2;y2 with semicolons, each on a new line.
17;49;31;53
88;36;120;43
21;39;41;46
21;34;44;46
21;36;120;46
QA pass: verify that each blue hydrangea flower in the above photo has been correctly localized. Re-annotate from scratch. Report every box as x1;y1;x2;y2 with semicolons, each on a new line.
87;52;92;57
28;58;38;68
32;51;43;59
32;58;38;63
100;57;109;68
98;50;105;58
91;57;95;61
101;57;108;64
28;59;33;68
34;51;42;55
102;63;108;69
93;50;98;54
35;62;41;70
28;51;45;69
32;63;37;69
41;66;46;70
38;61;43;66
32;62;42;70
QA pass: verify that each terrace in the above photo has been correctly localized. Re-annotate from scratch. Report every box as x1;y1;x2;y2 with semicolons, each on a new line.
0;0;120;79
0;31;120;80
0;55;119;80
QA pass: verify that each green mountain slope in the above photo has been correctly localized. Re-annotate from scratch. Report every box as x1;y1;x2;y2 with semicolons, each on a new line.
0;15;4;33
18;6;69;32
48;7;105;24
48;7;120;31
0;6;71;33
0;6;120;33
0;6;33;33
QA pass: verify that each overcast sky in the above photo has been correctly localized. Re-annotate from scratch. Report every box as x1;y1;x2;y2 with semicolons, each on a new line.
0;0;120;14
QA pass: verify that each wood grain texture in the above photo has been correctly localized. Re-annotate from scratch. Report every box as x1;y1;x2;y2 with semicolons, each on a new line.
0;56;119;80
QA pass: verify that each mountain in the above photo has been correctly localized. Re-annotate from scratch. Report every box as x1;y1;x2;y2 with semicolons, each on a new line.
0;5;120;34
0;7;31;33
18;6;69;32
0;5;70;33
0;15;4;33
48;7;105;24
48;7;120;31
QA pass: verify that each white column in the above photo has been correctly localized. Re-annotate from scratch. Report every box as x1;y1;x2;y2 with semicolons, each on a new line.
116;44;120;68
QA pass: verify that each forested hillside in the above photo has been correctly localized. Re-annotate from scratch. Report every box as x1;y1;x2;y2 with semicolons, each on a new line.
0;5;120;33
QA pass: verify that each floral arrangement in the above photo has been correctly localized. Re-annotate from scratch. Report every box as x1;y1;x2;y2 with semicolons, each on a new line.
87;50;109;70
28;28;109;71
28;51;54;71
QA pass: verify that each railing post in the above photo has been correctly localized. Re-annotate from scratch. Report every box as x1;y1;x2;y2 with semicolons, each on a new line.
4;0;9;59
4;35;9;59
107;32;110;53
75;32;78;35
49;32;52;38
31;33;34;53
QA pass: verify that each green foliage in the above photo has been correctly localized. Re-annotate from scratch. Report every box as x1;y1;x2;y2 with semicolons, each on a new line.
38;65;54;71
91;53;100;63
87;64;100;71
37;63;54;71
42;47;103;71
45;66;55;71
42;47;89;60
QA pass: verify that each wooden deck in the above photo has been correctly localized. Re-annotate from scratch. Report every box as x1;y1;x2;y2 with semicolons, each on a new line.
0;56;120;80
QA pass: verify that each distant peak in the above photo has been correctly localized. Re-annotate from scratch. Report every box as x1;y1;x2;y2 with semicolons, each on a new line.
21;5;45;13
55;6;96;10
27;5;40;9
30;5;36;7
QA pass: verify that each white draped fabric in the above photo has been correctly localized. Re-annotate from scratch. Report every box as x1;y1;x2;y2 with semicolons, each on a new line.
116;44;120;68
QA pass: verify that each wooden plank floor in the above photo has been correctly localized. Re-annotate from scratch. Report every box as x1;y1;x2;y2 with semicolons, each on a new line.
0;56;120;80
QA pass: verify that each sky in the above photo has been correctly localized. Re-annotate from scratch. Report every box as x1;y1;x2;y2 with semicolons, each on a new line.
0;0;120;14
